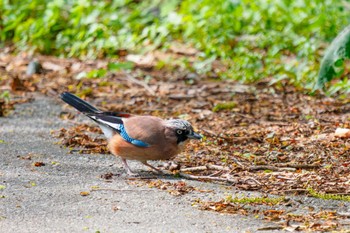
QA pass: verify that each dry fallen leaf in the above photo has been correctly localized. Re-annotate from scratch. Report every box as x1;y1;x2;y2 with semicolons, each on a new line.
33;162;45;167
126;54;155;67
80;191;90;196
334;128;350;138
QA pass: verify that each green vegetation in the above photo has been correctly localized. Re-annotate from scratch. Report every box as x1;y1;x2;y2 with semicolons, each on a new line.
0;91;10;102
225;194;286;205
212;101;236;112
317;25;350;92
1;0;350;90
308;187;350;201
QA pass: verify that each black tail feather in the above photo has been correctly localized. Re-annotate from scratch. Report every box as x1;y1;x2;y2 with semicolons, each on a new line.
60;92;100;113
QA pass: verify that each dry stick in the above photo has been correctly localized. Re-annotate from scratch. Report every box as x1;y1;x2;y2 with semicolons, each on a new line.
208;170;224;177
90;188;154;192
243;177;263;186
249;165;296;172
257;226;284;231
279;163;321;169
202;128;218;137
162;170;236;183
337;212;350;217
180;164;231;172
123;71;156;96
168;94;195;100
180;166;207;172
127;176;158;180
178;172;237;183
207;164;230;171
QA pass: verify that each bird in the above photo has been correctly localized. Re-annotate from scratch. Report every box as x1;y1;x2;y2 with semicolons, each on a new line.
60;92;202;176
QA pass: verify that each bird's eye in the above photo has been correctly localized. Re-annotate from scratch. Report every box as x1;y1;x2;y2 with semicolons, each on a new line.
176;130;183;134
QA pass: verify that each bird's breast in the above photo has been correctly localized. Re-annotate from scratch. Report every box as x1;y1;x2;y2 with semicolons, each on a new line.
108;134;180;162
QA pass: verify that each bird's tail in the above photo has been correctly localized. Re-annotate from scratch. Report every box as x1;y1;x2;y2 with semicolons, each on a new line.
60;92;100;113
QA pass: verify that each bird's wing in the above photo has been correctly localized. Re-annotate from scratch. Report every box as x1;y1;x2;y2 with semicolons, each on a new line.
60;92;146;146
87;113;149;147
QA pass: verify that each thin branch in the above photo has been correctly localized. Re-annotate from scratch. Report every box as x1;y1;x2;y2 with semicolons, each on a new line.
249;165;296;172
178;172;237;183
337;212;350;217
278;163;321;169
180;164;231;172
168;94;195;100
257;226;284;231
90;188;154;192
243;177;263;186
161;170;236;183
123;71;156;96
180;166;207;172
206;164;230;171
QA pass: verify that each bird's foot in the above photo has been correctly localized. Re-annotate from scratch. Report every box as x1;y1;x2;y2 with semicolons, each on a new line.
142;161;163;174
126;170;140;177
162;161;181;171
121;158;139;177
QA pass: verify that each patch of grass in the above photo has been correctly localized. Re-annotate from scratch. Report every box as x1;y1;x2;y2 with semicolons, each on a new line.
308;187;350;201
0;91;10;102
225;195;286;205
212;101;237;112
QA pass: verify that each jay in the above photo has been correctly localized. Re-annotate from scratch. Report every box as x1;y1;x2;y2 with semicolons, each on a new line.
60;92;202;175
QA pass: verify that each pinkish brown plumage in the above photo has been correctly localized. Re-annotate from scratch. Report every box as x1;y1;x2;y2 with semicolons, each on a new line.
60;92;202;176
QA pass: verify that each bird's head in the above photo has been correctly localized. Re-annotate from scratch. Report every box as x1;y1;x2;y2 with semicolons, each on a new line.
165;119;202;144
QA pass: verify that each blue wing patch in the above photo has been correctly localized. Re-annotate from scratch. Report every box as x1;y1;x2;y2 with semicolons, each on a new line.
119;124;150;147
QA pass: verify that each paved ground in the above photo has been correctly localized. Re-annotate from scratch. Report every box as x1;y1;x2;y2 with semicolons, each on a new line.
0;94;349;233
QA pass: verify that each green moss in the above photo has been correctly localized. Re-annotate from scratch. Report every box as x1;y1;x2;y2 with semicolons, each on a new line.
308;187;350;201
212;101;237;112
76;88;93;97
225;195;285;205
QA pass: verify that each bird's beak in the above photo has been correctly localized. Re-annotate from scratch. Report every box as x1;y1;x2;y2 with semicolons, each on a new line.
187;132;202;140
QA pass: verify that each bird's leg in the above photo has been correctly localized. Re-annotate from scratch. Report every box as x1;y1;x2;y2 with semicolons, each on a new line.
121;158;138;176
141;161;162;174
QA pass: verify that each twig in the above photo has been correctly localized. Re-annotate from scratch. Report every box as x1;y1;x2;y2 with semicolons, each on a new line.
287;164;321;169
243;177;263;186
208;170;224;177
257;226;284;231
206;164;230;171
168;94;195;100
127;176;158;180
180;164;231;173
249;165;296;172
123;71;156;96
231;157;244;168
202;128;218;137
337;212;350;217
178;172;236;183
161;170;236;183
180;166;207;172
278;163;320;169
90;188;154;192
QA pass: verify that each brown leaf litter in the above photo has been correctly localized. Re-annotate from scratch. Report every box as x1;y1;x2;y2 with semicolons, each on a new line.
1;49;350;232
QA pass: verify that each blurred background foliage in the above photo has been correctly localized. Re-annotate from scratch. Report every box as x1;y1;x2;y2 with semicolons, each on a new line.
1;0;350;92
